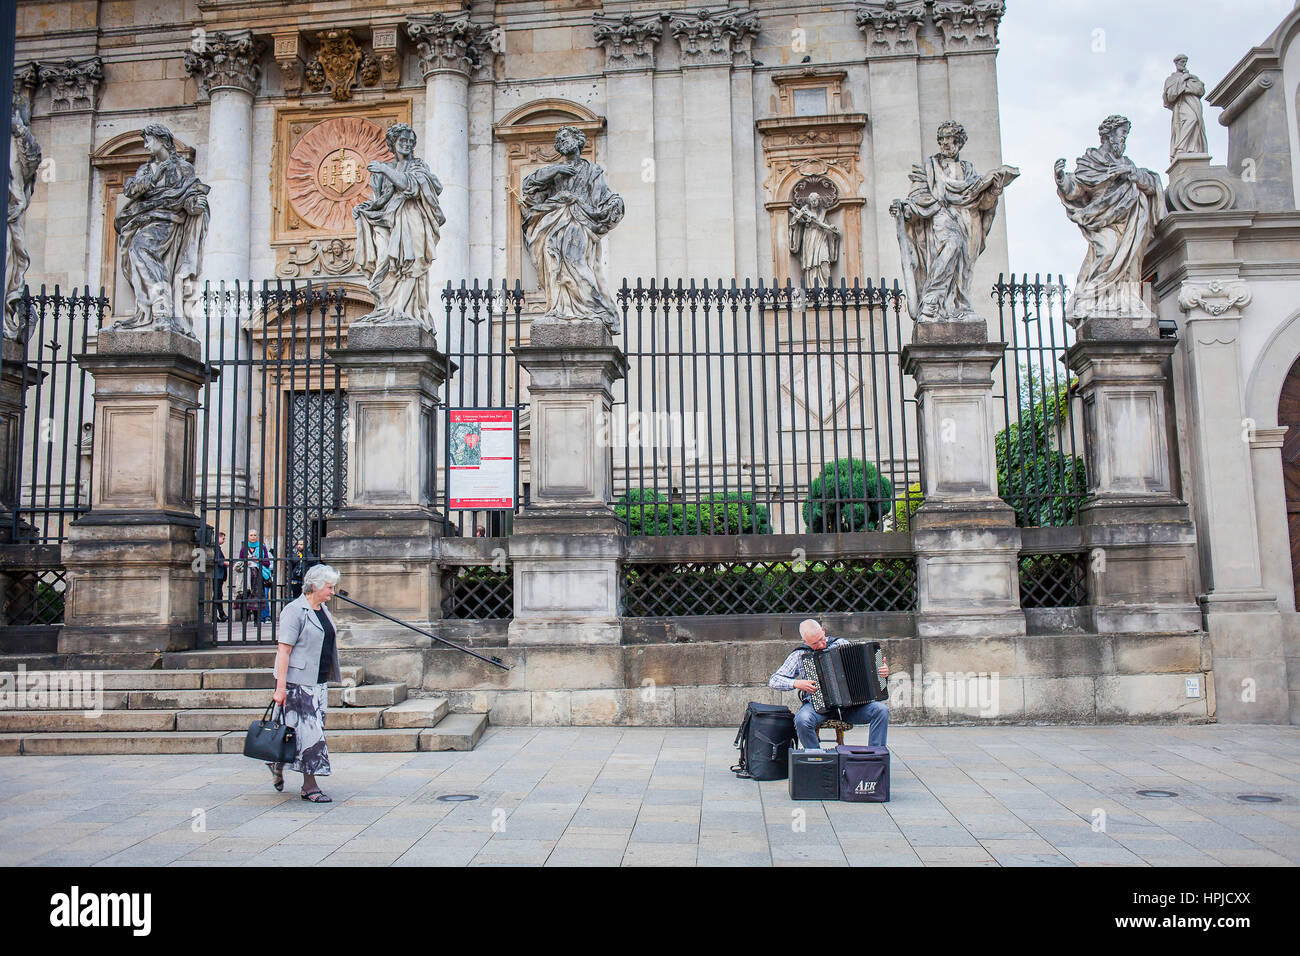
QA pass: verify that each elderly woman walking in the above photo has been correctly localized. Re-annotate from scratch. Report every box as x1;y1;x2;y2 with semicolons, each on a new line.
269;563;342;802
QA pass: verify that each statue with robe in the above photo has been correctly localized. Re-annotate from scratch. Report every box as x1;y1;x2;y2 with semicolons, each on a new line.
352;122;445;332
1163;54;1209;162
889;121;1019;323
788;191;841;287
519;125;625;334
1055;115;1164;322
112;123;210;337
5;94;42;342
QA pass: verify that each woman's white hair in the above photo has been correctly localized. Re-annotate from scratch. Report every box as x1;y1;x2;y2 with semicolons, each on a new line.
302;563;340;595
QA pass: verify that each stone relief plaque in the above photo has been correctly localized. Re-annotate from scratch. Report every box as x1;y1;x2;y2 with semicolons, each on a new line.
287;116;389;232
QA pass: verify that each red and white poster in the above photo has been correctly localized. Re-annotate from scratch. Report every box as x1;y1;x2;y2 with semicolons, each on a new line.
448;408;517;509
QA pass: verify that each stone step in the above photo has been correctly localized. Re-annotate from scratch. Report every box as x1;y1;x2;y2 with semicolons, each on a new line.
174;707;387;732
3;689;131;711
420;713;487;751
341;682;407;707
199;665;366;689
3;731;231;756
0;709;177;733
380;696;450;729
124;688;312;710
162;648;277;670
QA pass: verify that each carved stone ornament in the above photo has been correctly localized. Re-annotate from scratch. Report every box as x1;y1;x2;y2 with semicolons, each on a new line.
184;29;264;97
277;238;357;278
406;12;499;79
931;0;1006;49
669;7;761;65
593;12;666;66
855;1;928;54
38;56;104;112
287;116;392;233
309;29;363;102
1177;279;1252;318
13;62;39;118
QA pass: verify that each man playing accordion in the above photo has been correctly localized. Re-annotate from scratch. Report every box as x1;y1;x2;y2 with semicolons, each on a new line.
769;619;890;750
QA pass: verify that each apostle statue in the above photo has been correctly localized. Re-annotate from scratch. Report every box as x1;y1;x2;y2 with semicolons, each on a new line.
1163;55;1209;162
519;125;626;334
789;190;841;287
5;91;42;342
112;123;210;337
352;123;445;332
1055;115;1163;323
890;121;1019;324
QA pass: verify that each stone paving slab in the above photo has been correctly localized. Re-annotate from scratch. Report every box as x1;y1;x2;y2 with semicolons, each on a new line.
0;725;1298;866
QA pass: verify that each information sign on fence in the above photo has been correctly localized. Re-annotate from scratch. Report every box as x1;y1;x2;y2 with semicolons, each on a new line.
447;408;517;510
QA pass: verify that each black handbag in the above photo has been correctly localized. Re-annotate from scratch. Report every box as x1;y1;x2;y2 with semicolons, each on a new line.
243;702;297;763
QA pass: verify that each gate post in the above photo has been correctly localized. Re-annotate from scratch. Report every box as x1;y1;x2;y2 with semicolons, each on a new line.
902;324;1027;639
508;319;627;645
0;336;46;625
324;324;451;679
60;329;208;657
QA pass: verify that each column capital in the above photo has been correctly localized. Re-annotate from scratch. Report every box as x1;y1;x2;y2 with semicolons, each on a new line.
184;28;265;98
1177;278;1251;319
36;56;103;113
668;7;760;67
593;12;666;71
931;0;1006;51
406;12;501;80
855;1;927;55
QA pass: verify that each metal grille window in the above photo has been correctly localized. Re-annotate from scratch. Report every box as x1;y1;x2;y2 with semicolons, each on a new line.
285;390;346;554
1018;552;1088;608
440;563;513;620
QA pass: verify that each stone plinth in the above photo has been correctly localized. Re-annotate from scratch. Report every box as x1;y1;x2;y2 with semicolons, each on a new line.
60;329;207;653
902;336;1025;639
509;319;628;646
325;324;451;645
1066;336;1201;635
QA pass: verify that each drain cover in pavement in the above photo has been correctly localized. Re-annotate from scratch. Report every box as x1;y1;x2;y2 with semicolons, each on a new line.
436;793;480;803
1236;794;1281;804
1136;789;1179;798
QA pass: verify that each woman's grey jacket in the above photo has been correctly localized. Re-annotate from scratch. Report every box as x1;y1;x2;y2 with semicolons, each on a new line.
276;595;342;685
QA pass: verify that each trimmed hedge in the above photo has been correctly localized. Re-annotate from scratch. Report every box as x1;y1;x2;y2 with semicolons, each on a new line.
802;458;893;532
615;488;771;536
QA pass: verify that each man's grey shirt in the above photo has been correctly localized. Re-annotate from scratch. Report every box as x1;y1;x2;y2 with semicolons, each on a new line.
769;638;848;694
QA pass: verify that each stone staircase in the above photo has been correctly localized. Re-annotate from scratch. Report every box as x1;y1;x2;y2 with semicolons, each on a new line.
0;648;487;755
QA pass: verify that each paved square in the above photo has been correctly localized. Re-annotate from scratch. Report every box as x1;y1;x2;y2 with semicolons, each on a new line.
1;725;1297;866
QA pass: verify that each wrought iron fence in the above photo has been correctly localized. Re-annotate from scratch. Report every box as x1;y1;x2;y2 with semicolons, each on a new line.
991;274;1086;528
614;279;920;537
195;280;347;644
440;281;528;536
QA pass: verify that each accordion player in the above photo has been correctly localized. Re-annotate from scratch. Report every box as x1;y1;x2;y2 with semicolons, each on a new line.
770;621;890;750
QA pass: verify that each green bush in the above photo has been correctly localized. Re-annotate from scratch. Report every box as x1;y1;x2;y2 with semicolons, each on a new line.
995;375;1087;527
615;488;771;536
893;482;924;533
802;458;893;532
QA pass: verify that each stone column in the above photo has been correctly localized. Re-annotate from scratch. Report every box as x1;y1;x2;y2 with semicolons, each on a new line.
902;327;1025;639
509;320;627;645
185;30;263;503
324;325;451;668
60;331;208;656
1174;278;1289;722
1065;337;1201;634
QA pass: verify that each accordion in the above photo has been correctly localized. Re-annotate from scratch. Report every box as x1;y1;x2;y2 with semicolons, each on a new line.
801;641;887;716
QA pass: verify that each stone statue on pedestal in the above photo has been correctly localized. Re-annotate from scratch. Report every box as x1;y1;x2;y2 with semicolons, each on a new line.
1164;54;1209;162
5;84;42;342
352;123;445;332
788;189;841;287
112;123;210;337
519;125;626;334
890;120;1019;323
1055;115;1163;323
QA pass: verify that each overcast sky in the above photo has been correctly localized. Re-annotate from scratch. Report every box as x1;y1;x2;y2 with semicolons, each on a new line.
997;0;1295;278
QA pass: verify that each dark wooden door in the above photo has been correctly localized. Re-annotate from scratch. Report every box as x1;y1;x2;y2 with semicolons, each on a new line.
1279;358;1300;608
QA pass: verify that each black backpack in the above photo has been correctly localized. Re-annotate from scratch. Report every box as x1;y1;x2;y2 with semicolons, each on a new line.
731;702;797;780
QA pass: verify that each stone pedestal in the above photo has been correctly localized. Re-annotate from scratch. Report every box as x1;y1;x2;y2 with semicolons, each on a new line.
508;319;627;646
0;339;46;626
1065;337;1201;634
324;324;451;650
60;329;208;653
902;327;1026;639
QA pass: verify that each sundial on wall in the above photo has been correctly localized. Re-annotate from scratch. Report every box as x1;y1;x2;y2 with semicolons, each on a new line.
285;115;390;233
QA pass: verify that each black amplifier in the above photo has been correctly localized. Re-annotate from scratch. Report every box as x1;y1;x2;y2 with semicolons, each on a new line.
788;749;840;801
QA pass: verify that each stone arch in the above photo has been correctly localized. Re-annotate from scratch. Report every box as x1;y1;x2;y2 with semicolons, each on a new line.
1245;304;1300;428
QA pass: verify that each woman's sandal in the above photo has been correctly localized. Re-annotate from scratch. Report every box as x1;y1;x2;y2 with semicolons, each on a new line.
301;789;332;803
266;762;284;792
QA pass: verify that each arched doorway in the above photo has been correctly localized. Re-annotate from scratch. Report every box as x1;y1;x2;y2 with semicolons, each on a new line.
1279;355;1300;607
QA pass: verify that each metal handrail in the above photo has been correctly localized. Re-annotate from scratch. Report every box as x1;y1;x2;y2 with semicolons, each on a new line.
333;590;509;670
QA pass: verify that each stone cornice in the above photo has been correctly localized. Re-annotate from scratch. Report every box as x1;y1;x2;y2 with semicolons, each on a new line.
856;0;1004;56
36;55;104;113
406;12;501;79
592;12;666;70
668;7;761;67
184;28;265;97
